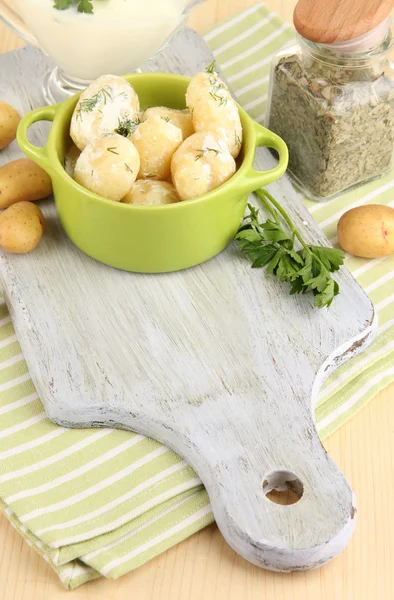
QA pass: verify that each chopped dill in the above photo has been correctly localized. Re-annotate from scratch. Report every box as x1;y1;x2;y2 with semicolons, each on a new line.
115;114;140;137
107;147;119;155
208;79;228;107
76;86;112;120
195;147;220;161
206;61;218;76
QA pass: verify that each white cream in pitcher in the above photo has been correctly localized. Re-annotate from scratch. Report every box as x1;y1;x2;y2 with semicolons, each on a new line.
13;0;186;80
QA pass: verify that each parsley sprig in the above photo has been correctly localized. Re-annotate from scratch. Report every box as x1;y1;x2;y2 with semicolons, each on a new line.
236;189;345;308
54;0;95;13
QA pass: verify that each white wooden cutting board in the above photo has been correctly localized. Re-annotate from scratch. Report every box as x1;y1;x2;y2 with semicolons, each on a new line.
0;30;377;572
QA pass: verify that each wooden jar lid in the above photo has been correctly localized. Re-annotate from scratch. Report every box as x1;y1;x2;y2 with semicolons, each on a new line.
293;0;394;43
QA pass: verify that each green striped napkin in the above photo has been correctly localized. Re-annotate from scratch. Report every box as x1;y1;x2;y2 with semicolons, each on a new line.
0;2;393;589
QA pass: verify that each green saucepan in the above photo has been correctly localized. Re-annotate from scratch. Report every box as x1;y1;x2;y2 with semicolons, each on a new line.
17;73;288;273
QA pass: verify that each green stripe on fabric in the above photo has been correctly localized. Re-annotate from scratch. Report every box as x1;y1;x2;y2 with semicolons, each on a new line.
90;491;213;580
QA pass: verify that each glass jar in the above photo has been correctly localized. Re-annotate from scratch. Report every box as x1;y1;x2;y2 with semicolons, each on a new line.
266;18;394;201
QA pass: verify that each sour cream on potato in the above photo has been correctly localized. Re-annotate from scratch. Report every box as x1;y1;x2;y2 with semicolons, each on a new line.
122;180;180;206
74;133;140;202
141;107;194;141
70;75;140;151
186;71;243;159
171;132;236;201
131;114;183;181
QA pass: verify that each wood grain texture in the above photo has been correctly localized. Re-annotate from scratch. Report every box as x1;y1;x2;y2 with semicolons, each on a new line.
0;1;393;598
0;34;376;572
294;0;394;43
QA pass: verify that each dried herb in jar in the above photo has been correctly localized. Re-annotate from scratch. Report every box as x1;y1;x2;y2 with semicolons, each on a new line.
266;38;394;201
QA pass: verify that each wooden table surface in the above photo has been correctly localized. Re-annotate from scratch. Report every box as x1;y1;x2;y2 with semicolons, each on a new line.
0;2;393;599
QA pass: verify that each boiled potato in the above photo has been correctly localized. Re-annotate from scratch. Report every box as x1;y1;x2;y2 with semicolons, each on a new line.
0;101;21;150
171;132;236;201
70;75;140;151
0;201;44;254
0;158;52;209
141;107;194;140
122;180;180;206
131;114;183;180
186;71;243;159
338;205;394;258
74;133;140;201
64;143;81;178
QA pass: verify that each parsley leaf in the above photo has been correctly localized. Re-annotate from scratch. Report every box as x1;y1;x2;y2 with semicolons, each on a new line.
54;0;94;14
78;0;93;12
53;0;72;9
235;189;345;309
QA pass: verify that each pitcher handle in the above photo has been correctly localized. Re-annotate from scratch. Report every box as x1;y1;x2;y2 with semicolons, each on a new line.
0;1;39;47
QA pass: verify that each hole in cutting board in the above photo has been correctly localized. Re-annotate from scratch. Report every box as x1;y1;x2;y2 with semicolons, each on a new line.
262;471;304;506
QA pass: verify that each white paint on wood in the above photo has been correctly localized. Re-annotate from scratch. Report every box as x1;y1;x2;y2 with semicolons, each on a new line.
0;31;376;573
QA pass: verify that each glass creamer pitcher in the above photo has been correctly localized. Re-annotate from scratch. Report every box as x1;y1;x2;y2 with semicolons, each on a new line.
0;0;207;103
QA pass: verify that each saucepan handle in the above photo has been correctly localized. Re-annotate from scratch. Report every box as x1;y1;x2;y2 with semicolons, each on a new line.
17;104;59;174
241;121;289;193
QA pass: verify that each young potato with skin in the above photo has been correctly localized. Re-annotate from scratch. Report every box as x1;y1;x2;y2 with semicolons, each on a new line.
338;205;394;258
74;133;140;202
0;201;44;254
131;114;183;181
0;158;53;209
186;70;243;159
171;132;236;201
122;180;180;206
70;75;140;151
141;107;194;140
0;101;21;150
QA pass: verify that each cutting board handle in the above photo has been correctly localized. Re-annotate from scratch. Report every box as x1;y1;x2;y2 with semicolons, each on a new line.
17;104;58;174
185;394;356;571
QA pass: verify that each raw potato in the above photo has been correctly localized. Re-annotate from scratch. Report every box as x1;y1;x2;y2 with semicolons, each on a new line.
0;158;53;209
74;133;140;201
122;180;180;206
142;107;194;140
338;205;394;258
0;101;21;150
131;114;183;180
70;75;140;151
171;132;236;201
0;201;44;254
186;71;243;159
